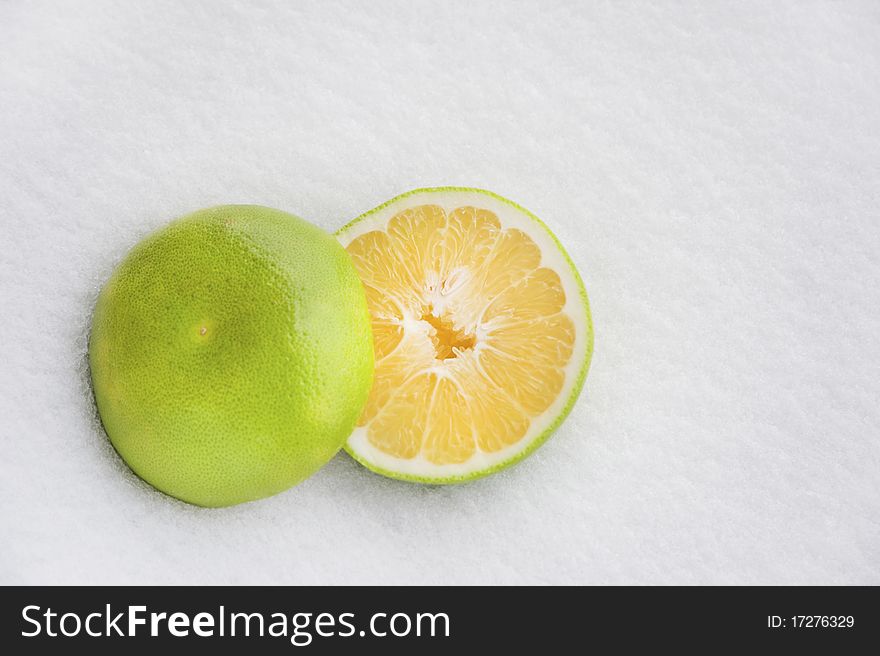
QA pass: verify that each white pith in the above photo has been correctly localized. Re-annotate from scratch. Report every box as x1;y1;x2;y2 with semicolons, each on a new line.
337;190;589;479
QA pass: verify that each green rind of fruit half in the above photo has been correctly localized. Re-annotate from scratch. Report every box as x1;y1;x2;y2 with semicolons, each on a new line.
90;205;374;506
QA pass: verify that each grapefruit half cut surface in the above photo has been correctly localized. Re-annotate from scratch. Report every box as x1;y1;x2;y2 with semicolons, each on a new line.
337;188;593;483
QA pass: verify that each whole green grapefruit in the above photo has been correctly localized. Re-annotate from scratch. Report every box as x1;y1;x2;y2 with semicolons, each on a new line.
89;205;374;507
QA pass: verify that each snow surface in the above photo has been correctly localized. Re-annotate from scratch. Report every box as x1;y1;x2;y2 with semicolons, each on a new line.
1;0;878;585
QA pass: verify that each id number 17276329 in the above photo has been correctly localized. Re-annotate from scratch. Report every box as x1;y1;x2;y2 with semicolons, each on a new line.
767;616;854;629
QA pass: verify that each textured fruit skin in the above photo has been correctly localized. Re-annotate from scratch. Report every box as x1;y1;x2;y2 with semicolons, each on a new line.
337;187;593;484
89;205;374;507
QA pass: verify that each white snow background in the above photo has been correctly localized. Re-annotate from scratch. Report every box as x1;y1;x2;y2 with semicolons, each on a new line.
1;0;878;584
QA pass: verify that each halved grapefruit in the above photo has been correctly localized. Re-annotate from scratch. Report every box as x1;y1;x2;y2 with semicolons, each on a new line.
337;188;593;483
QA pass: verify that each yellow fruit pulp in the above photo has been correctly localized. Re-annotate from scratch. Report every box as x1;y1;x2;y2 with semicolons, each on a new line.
346;204;576;466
